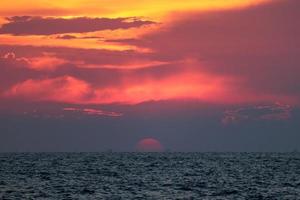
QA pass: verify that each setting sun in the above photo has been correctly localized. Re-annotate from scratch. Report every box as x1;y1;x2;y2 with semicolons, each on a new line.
0;0;299;198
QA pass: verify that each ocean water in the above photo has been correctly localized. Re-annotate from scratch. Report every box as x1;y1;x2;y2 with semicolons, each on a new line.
0;153;299;199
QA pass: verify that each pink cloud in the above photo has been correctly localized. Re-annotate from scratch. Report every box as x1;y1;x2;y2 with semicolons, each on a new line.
2;52;16;59
25;55;67;71
3;70;235;105
4;76;94;103
63;107;123;117
1;51;67;71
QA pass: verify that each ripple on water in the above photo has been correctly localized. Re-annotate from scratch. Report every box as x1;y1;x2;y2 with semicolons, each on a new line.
0;152;300;199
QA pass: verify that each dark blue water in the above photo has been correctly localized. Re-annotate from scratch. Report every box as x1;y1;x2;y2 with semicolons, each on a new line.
0;153;299;199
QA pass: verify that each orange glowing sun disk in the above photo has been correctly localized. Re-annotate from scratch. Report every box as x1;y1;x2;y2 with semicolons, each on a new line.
136;138;164;152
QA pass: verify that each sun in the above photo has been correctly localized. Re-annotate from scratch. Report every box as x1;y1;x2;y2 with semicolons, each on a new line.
136;138;164;152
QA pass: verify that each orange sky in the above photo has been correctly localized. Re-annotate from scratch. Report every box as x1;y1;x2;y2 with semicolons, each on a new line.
0;0;270;51
0;0;269;18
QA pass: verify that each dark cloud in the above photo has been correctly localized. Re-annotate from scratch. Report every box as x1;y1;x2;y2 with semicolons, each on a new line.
55;34;103;40
1;100;300;152
55;34;77;40
222;103;292;125
0;16;155;35
0;44;154;66
105;38;140;43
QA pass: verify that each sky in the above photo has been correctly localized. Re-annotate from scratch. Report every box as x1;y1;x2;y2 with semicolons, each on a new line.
0;0;299;152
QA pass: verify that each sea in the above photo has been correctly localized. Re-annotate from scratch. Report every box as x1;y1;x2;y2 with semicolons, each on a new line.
0;153;299;199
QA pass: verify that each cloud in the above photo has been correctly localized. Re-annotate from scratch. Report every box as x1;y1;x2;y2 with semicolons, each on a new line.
4;76;94;103
2;52;16;59
118;0;300;103
0;51;72;96
25;55;67;71
55;35;77;40
55;34;103;40
0;45;155;69
2;73;223;104
0;48;177;90
1;51;67;71
63;107;123;117
1;0;299;106
222;103;292;125
89;72;230;104
0;16;155;35
0;51;41;92
105;38;140;43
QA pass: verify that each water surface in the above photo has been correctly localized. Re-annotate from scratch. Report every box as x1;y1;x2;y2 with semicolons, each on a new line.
0;153;299;199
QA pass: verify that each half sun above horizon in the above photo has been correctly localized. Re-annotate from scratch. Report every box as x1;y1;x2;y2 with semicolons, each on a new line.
0;0;299;198
136;138;164;152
